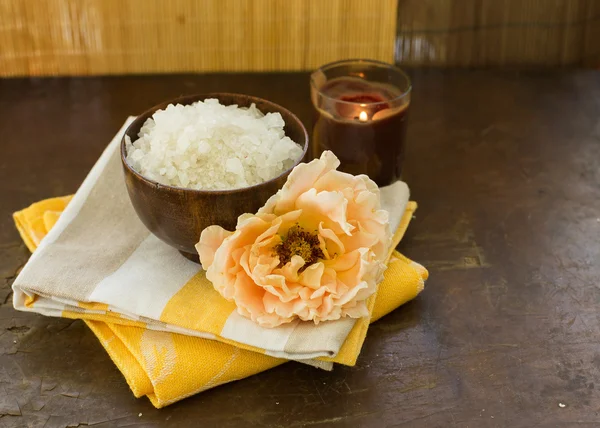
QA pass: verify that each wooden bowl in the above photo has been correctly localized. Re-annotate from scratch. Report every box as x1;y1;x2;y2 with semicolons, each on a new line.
121;93;309;262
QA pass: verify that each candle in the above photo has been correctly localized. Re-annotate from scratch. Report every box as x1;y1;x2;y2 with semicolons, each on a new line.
310;60;411;186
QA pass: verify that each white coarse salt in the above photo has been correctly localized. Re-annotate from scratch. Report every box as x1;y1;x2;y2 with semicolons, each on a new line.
125;99;303;190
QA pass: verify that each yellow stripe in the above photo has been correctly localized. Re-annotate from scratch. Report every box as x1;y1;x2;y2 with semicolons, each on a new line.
12;195;73;252
160;269;236;335
85;320;154;399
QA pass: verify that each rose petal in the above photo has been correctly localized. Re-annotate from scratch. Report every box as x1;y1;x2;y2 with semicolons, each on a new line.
298;262;325;289
233;271;266;319
335;249;373;288
259;151;340;215
197;226;233;270
341;301;370;318
325;250;361;272
335;280;370;306
273;255;305;282
318;222;345;256
339;222;379;257
296;188;353;235
313;169;357;193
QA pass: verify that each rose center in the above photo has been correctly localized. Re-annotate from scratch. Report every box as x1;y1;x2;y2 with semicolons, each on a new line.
275;225;324;269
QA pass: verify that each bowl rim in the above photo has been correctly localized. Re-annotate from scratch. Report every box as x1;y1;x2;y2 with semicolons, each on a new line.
120;92;309;195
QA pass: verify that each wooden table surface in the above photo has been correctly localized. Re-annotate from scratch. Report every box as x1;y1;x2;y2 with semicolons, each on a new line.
1;71;600;428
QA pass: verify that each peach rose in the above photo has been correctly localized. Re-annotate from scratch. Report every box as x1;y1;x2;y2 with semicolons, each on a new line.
196;151;391;328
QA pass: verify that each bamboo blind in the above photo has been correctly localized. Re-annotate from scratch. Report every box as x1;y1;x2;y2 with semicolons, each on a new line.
395;0;600;68
0;0;398;77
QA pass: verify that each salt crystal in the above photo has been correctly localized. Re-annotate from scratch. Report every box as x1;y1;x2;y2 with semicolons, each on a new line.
197;141;211;154
177;135;190;152
125;99;303;190
225;158;244;177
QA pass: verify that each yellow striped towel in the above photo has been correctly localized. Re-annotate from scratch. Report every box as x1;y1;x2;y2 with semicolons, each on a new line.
12;119;428;407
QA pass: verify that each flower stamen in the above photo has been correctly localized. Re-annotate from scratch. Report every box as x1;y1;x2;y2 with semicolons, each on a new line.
275;225;324;269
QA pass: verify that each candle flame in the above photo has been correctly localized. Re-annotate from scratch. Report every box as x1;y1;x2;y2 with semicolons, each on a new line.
359;111;368;122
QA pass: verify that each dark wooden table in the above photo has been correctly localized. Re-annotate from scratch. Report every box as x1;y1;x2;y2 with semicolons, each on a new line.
1;70;600;428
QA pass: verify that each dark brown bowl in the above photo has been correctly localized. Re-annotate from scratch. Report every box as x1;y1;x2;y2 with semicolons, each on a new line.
121;93;308;262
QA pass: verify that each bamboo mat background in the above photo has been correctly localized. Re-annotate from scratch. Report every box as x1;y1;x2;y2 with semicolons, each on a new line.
1;0;598;77
0;0;397;77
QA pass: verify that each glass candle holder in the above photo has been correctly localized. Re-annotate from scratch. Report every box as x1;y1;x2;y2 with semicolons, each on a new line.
310;59;411;186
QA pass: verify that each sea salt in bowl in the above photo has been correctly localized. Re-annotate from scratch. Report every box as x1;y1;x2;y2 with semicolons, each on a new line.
121;93;308;262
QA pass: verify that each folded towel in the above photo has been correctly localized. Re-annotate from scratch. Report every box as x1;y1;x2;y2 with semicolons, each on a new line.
12;119;428;407
14;195;426;407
